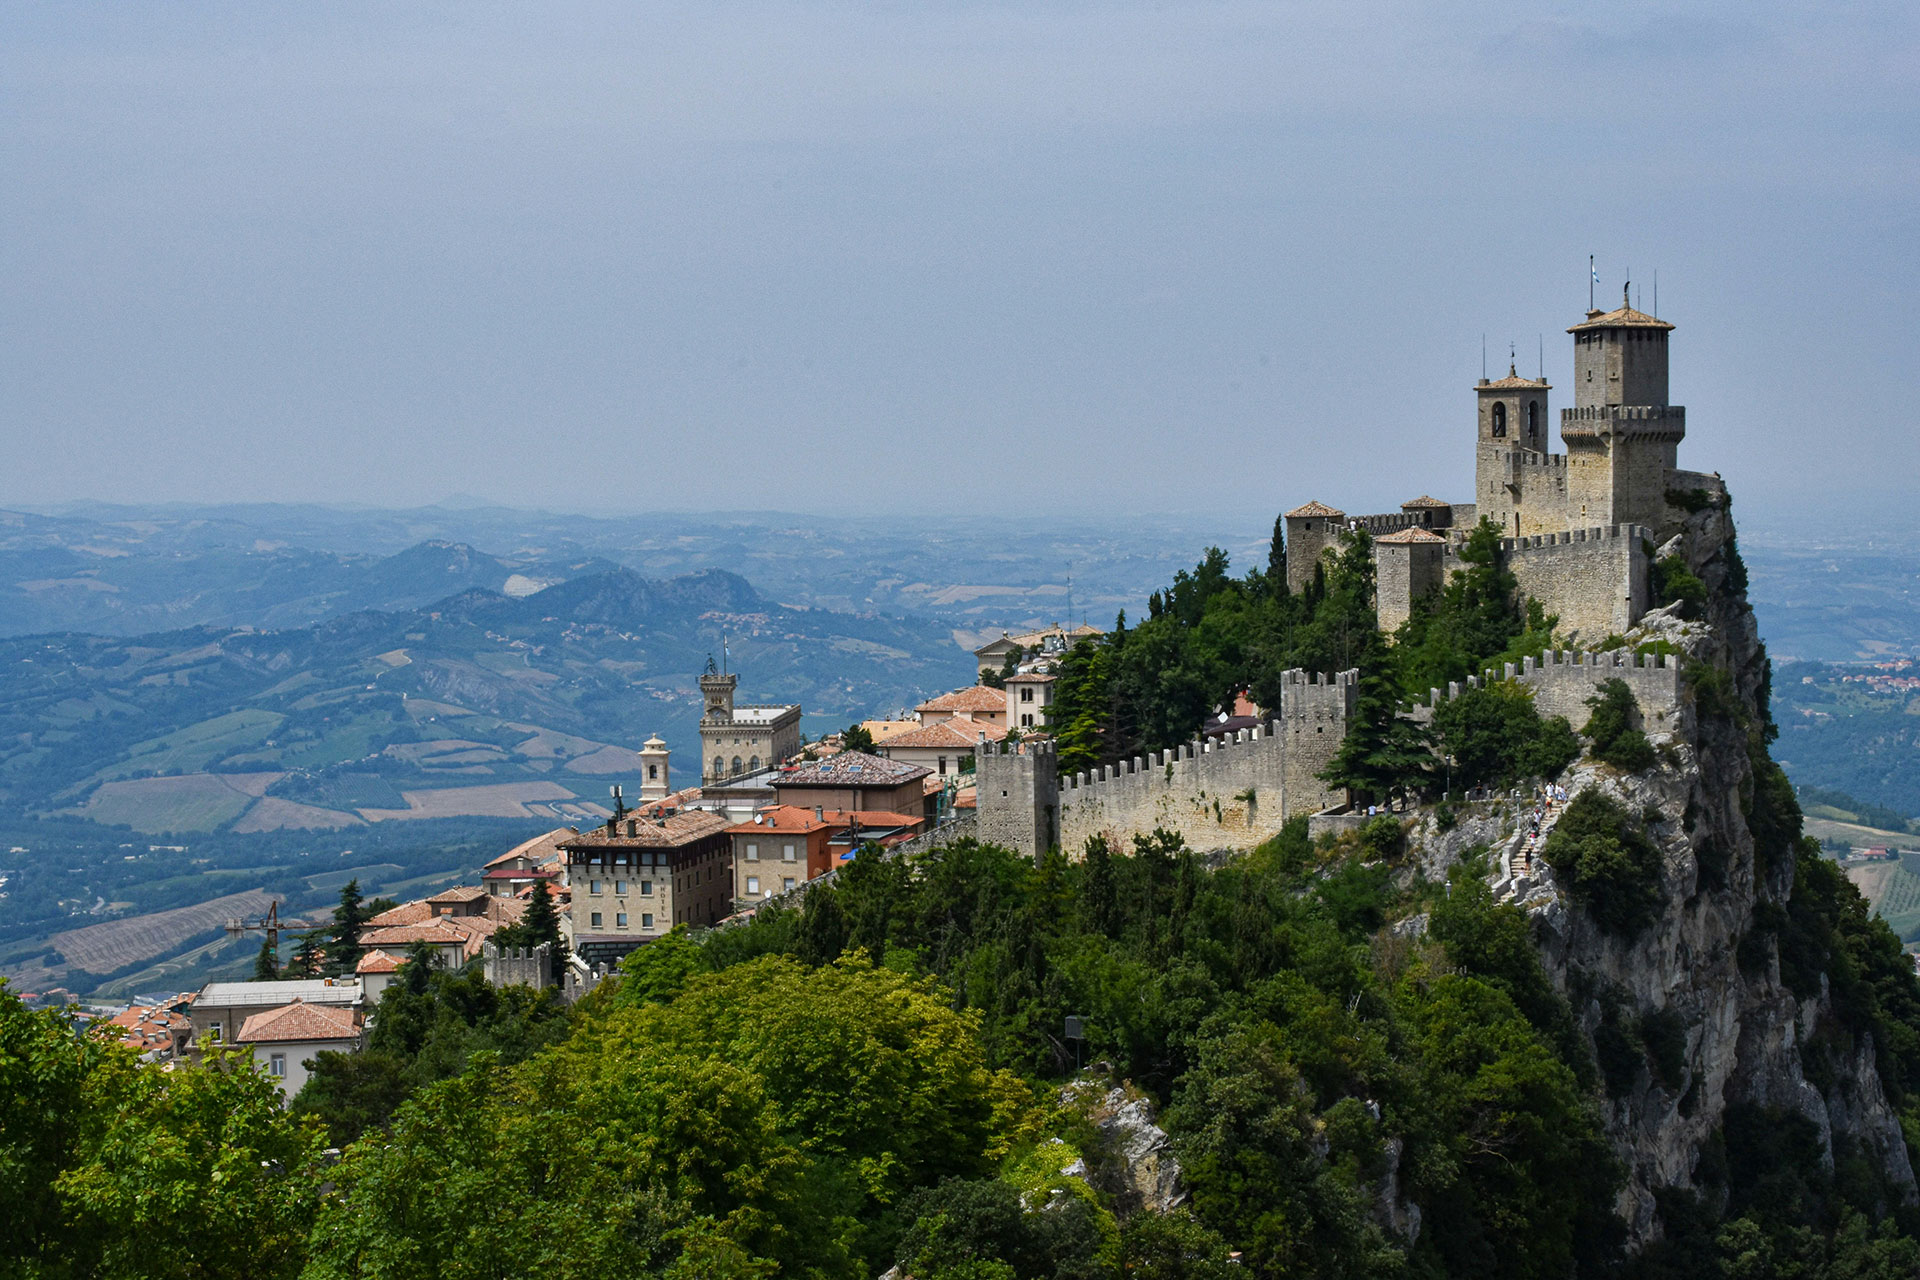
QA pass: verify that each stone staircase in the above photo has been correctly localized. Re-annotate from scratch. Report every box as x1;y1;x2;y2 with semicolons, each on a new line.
1492;790;1566;904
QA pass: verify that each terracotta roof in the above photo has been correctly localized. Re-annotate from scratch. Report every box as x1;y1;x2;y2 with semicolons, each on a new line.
485;827;575;870
359;920;476;949
728;805;833;836
1479;364;1550;390
916;685;1008;715
824;810;925;830
560;808;732;849
1400;495;1452;509
426;885;488;905
107;1004;190;1052
775;751;932;788
365;900;435;927
882;720;1007;750
1376;528;1448;545
235;999;362;1045
1285;500;1345;519
1005;670;1057;684
1568;292;1674;333
355;949;404;974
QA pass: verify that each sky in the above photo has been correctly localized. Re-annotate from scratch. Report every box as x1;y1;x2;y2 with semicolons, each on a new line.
3;2;1916;523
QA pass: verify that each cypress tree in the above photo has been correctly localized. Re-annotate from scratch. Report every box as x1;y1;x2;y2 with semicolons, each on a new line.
290;931;326;978
250;938;279;982
329;879;368;975
515;882;569;984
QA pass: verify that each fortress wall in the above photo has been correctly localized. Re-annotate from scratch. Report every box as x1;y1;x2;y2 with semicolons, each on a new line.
1346;511;1432;535
1502;523;1649;642
976;739;1058;856
1418;648;1684;736
1059;724;1289;857
1039;669;1357;859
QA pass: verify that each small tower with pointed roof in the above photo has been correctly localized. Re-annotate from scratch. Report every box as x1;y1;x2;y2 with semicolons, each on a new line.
1473;359;1555;536
639;735;671;802
1283;500;1346;594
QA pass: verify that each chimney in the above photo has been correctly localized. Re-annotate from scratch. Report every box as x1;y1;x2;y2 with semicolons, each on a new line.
626;819;637;837
814;805;823;824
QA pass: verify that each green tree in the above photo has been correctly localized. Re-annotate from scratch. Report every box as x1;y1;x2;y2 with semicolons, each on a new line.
289;930;327;978
1583;679;1657;772
328;878;368;975
251;936;280;981
1541;791;1665;935
499;882;569;983
1432;681;1579;791
843;723;877;753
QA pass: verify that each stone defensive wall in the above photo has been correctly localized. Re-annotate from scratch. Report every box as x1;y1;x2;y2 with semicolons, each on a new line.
1050;669;1354;857
1344;511;1438;536
1493;523;1650;642
1411;647;1683;735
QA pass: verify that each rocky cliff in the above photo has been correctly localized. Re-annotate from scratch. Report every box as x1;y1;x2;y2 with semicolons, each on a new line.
1412;488;1917;1246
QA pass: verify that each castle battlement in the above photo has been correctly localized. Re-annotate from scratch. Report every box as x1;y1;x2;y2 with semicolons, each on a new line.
1498;522;1648;553
1561;404;1686;425
1412;646;1683;735
1490;447;1568;471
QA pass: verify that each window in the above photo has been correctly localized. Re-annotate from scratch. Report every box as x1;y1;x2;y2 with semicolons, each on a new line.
1490;402;1507;437
731;755;742;775
783;877;796;892
783;843;796;861
747;875;760;895
1526;400;1539;438
748;755;759;772
938;756;948;775
589;879;601;894
614;880;627;895
208;1021;222;1042
616;912;628;927
1020;687;1033;702
712;755;725;776
745;842;759;861
640;880;652;895
642;913;654;928
648;763;659;779
1021;713;1033;727
269;1053;286;1078
590;911;603;927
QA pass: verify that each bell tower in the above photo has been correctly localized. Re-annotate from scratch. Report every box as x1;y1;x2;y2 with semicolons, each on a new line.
1473;359;1552;536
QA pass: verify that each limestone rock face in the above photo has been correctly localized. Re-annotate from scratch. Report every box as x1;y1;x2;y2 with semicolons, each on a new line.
1423;495;1916;1244
1060;1077;1189;1216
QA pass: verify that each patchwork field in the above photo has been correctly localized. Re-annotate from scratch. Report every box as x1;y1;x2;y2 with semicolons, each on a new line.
357;781;580;821
73;773;278;834
46;887;279;976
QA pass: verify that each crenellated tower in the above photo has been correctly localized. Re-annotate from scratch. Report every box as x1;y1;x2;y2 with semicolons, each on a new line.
1562;285;1684;529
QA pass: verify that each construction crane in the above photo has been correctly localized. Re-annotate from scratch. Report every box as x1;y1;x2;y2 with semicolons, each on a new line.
222;900;320;952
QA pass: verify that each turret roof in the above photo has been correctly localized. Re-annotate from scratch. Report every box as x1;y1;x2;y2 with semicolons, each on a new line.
1568;288;1674;332
1285;501;1345;519
1376;528;1448;545
1479;363;1550;390
1399;495;1451;510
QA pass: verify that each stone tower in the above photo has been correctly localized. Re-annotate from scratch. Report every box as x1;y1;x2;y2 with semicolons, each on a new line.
1374;528;1447;633
1473;362;1557;536
1562;286;1683;529
639;735;670;802
699;665;737;726
976;736;1059;858
1283;501;1346;593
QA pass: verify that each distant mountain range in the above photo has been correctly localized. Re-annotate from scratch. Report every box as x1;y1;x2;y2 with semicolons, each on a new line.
0;562;970;836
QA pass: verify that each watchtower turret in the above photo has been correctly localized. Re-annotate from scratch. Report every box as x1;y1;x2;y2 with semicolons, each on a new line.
698;663;737;726
1473;362;1555;536
1561;286;1684;528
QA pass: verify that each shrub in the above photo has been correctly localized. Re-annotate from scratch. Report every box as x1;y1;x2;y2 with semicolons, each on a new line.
1583;679;1658;772
1542;791;1665;935
1652;555;1709;613
1434;680;1580;790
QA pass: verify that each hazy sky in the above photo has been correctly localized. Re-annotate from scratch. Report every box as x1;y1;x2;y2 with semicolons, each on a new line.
4;2;1916;521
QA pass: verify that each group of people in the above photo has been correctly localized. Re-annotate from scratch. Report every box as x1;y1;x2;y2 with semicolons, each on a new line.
1518;784;1568;876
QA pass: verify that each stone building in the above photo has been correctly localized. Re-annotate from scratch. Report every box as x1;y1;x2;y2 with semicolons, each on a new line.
772;751;934;821
232;999;365;1100
561;807;734;966
697;665;801;785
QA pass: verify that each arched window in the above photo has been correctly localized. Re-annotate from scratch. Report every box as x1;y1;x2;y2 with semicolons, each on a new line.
731;755;743;776
712;755;725;777
1490;402;1507;437
1526;401;1539;439
748;755;760;773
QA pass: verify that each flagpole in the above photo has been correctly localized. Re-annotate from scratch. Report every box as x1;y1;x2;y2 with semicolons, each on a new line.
1589;255;1594;311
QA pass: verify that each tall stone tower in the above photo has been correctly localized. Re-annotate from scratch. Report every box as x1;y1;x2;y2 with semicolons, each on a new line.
639;735;670;802
1283;501;1346;593
699;665;737;726
1472;363;1556;536
1562;286;1683;529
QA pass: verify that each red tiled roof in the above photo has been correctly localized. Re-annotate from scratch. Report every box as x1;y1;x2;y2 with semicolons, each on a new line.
881;720;1006;750
1285;500;1345;519
365;901;435;927
234;1000;362;1045
1400;495;1452;509
727;805;833;835
560;808;731;850
916;685;1008;715
426;885;488;904
355;949;404;974
1568;293;1674;332
1005;670;1057;684
484;827;575;869
1376;528;1447;545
